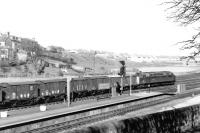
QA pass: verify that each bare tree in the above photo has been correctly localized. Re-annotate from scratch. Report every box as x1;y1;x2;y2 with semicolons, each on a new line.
165;0;200;63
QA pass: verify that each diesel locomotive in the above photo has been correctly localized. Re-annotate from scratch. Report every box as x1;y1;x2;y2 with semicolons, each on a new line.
0;71;176;109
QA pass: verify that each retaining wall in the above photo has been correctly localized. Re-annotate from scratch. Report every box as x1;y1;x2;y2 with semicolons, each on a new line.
70;104;200;133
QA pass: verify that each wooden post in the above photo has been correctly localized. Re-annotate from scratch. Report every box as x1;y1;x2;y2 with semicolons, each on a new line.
67;77;71;107
130;74;132;96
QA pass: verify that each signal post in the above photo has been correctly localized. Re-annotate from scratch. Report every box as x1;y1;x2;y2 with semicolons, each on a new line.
129;74;132;95
119;60;126;95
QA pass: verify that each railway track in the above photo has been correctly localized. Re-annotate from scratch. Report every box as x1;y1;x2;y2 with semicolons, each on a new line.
24;89;200;133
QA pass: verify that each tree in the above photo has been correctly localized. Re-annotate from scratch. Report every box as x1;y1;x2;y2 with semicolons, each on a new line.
1;67;10;74
165;0;200;63
48;46;65;53
20;38;43;57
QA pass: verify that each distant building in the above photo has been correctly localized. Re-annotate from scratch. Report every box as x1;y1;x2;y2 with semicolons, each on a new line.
68;50;78;54
71;65;85;72
0;32;39;62
42;58;68;68
0;32;21;61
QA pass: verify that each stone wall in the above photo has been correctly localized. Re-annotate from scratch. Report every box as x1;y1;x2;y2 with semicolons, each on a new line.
70;105;200;133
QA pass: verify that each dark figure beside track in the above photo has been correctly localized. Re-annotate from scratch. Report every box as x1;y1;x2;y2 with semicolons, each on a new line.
116;82;122;95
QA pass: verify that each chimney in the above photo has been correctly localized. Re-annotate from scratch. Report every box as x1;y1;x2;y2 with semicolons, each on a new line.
7;32;10;36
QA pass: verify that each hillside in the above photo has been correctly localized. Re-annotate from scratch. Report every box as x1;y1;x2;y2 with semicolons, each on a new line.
62;50;184;74
0;32;193;77
0;46;186;77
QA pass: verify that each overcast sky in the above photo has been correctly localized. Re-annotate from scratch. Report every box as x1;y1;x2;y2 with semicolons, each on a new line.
0;0;196;56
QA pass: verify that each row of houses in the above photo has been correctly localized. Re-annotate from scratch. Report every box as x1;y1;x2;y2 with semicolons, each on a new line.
0;32;92;76
0;32;38;62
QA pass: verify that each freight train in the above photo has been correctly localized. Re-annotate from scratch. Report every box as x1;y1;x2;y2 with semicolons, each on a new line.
0;71;176;109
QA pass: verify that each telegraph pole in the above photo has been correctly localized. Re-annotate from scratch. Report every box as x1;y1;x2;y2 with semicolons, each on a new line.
130;74;132;95
67;77;71;107
93;51;96;74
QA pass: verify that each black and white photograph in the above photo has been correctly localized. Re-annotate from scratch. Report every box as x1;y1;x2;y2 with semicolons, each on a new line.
1;0;200;132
